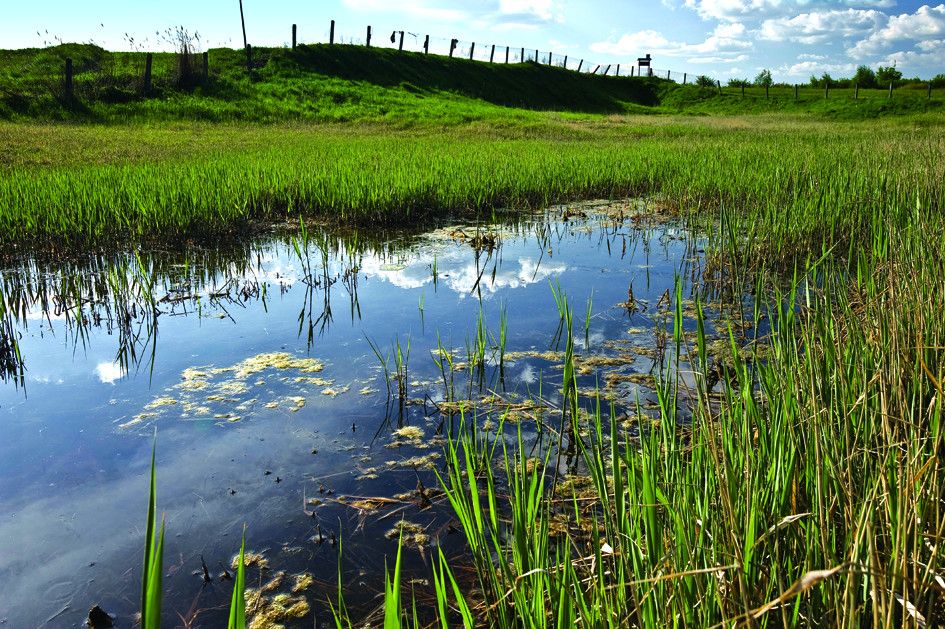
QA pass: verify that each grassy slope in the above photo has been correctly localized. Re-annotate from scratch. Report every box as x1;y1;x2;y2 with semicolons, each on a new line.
1;43;942;123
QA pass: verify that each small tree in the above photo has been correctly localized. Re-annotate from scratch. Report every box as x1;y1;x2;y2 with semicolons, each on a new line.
853;65;877;88
696;75;716;88
876;65;902;85
754;69;773;88
727;78;750;87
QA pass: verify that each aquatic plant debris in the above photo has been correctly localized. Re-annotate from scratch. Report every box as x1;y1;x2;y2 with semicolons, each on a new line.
125;351;330;428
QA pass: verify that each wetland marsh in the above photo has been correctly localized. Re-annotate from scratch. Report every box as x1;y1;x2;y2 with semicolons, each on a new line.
1;202;722;626
0;44;943;626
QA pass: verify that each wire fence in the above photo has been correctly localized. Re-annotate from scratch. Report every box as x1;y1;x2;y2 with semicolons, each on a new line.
12;18;941;104
294;20;942;99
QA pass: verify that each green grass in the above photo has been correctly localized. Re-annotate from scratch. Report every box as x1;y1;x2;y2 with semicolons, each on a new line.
4;39;945;628
1;114;943;251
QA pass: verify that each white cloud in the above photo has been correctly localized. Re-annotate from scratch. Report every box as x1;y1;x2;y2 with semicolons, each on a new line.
850;4;945;57
590;22;751;62
760;9;886;44
778;60;859;77
683;0;894;22
498;0;560;21
683;0;781;22
95;361;126;384
341;0;469;22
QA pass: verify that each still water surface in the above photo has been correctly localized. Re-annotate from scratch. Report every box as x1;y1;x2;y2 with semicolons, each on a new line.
0;201;710;627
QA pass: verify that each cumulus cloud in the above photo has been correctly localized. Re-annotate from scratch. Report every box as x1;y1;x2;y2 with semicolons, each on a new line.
590;22;752;62
95;361;126;384
683;0;895;22
778;60;859;77
342;0;562;25
760;8;886;44
849;4;945;57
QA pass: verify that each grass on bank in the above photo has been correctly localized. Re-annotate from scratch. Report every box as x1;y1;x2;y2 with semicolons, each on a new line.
1;114;944;252
2;43;942;124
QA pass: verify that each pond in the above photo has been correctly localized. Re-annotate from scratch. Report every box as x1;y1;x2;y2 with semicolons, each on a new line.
0;200;732;627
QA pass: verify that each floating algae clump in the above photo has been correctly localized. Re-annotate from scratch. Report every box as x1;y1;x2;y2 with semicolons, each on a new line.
246;592;310;629
385;521;430;550
119;412;158;429
231;352;324;379
130;351;329;429
286;396;306;411
292;573;314;593
232;551;269;570
144;397;177;410
388;453;441;470
392;426;424;441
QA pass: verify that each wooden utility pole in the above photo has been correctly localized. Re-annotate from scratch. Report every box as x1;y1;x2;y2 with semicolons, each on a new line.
65;57;74;98
238;0;249;72
424;35;429;54
143;53;152;93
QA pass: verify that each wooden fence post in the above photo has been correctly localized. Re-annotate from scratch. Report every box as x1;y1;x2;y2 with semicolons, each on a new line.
424;35;429;54
398;31;405;51
450;39;458;57
292;24;297;49
824;80;829;99
630;66;634;77
548;52;553;65
666;70;670;80
490;44;495;62
505;46;509;63
143;53;152;93
470;42;475;60
854;82;858;99
616;64;620;76
577;59;583;72
741;84;745;97
366;26;372;47
330;20;335;44
65;57;74;98
520;47;524;62
202;51;209;78
683;72;686;84
535;49;538;62
888;81;893;99
717;80;721;95
604;64;611;75
564;55;568;69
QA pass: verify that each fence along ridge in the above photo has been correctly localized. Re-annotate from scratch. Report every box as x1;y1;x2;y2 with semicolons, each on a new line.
55;19;939;102
279;19;938;99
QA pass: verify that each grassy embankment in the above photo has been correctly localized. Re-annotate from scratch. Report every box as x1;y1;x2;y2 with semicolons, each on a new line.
1;42;944;627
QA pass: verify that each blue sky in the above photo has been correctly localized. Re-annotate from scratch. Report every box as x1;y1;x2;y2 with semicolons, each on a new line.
6;1;944;80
